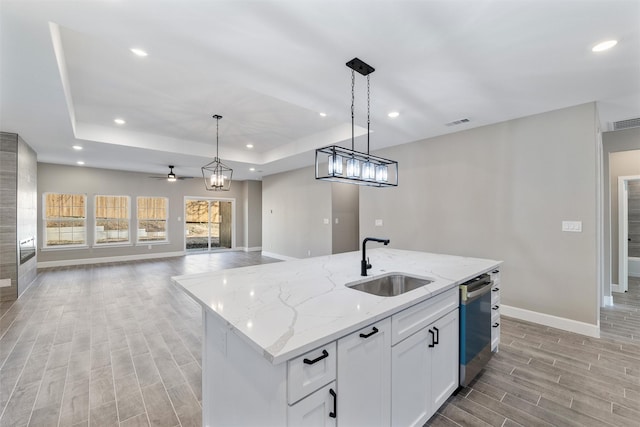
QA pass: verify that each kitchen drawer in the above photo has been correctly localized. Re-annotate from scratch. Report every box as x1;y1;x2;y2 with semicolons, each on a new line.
288;342;337;404
491;312;500;352
391;288;458;346
491;290;500;307
491;286;500;305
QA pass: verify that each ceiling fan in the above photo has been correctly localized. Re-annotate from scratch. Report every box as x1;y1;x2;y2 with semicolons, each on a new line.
148;165;193;181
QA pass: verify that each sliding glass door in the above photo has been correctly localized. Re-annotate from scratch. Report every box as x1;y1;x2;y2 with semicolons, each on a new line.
185;198;233;251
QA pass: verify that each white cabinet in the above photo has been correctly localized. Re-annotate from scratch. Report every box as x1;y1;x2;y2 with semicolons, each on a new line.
489;269;501;352
288;382;337;427
430;309;459;409
337;318;391;427
391;297;458;427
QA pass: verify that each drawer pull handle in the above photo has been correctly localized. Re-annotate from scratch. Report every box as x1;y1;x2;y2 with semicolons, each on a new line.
433;326;439;345
329;388;337;418
493;322;500;328
428;329;435;348
492;270;500;274
492;288;500;292
303;349;329;365
359;326;379;339
492;305;499;310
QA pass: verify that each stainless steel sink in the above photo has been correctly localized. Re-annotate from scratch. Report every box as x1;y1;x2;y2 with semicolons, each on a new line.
346;274;433;297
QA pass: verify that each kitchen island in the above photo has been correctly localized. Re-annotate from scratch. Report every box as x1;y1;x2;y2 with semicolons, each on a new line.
173;248;501;426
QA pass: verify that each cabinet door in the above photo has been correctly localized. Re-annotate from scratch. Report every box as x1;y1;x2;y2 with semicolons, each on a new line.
430;308;459;411
391;326;431;427
288;382;337;427
337;318;391;427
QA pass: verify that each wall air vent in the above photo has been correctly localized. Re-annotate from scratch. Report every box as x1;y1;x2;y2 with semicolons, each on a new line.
612;117;640;131
445;118;470;127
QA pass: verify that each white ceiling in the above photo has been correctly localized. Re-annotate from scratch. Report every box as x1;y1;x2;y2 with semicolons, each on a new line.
2;0;639;181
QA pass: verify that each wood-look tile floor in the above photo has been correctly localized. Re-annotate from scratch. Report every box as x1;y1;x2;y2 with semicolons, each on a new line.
0;254;638;427
431;276;640;427
0;252;279;427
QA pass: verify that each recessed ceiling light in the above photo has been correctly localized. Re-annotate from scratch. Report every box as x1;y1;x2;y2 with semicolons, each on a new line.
76;161;85;165
114;118;126;125
592;40;618;52
72;145;83;150
249;167;256;172
388;111;400;118
246;144;254;149
130;48;148;57
319;112;327;117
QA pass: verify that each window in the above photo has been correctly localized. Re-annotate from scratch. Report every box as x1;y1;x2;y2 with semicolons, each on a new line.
44;193;87;247
95;195;130;245
137;197;168;243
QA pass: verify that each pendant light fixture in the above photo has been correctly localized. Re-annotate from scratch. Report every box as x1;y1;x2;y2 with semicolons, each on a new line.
315;58;398;187
201;114;233;191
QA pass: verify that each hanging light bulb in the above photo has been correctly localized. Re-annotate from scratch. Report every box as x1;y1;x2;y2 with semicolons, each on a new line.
362;160;375;180
328;153;343;176
346;157;360;178
375;164;388;182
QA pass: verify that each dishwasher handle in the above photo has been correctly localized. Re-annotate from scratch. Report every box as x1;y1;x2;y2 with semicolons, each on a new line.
460;282;493;303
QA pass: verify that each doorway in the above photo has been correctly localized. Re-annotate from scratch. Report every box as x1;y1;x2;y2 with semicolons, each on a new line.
618;176;640;293
185;198;234;252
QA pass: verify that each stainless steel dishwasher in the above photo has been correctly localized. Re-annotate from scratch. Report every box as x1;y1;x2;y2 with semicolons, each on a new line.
459;273;493;386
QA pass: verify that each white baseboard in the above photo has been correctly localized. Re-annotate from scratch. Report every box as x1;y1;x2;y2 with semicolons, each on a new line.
603;296;614;307
38;251;185;268
501;304;600;338
611;283;623;293
244;246;262;252
261;251;298;261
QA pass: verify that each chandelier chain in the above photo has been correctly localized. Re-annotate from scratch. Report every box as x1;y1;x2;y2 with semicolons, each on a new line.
351;69;355;151
367;74;370;155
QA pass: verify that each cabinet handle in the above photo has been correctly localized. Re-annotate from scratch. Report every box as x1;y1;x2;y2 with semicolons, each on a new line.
303;349;329;365
492;270;500;274
359;326;379;339
492;288;500;292
433;326;439;345
492;305;499;310
329;388;337;418
428;329;435;348
493;322;500;328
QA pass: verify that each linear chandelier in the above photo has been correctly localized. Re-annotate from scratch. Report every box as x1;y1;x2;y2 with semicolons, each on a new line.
201;114;233;191
315;58;398;187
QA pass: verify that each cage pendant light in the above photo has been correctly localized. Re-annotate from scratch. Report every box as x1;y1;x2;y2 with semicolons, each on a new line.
201;114;233;191
315;58;398;187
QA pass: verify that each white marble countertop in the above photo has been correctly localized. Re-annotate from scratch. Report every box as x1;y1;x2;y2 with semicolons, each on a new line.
172;248;501;365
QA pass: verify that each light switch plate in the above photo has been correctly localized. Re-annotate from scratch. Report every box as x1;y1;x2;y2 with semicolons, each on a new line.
0;278;11;288
323;218;329;225
562;221;582;232
375;219;383;226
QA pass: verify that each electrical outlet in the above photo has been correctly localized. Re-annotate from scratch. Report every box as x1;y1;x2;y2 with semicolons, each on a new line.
562;221;582;232
323;218;329;225
375;219;383;226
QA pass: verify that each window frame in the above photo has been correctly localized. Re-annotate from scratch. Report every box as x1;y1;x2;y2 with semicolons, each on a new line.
136;196;169;244
42;192;88;249
94;194;131;246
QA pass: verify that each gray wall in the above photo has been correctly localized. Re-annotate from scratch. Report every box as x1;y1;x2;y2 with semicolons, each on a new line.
244;180;263;249
262;166;332;258
37;163;261;264
359;103;599;325
0;132;37;301
609;149;640;283
331;182;359;254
